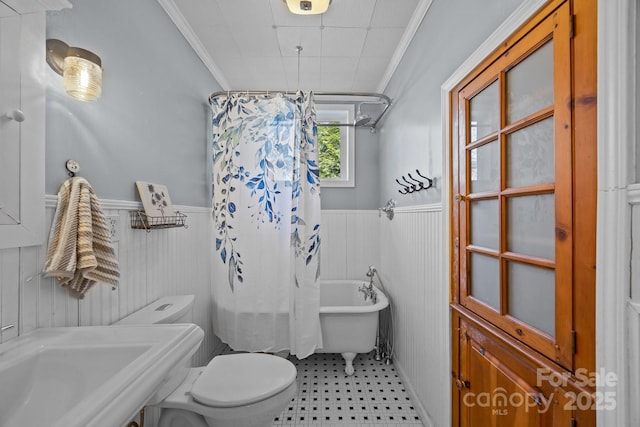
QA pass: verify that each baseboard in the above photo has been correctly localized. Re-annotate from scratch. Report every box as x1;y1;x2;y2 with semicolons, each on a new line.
393;357;435;427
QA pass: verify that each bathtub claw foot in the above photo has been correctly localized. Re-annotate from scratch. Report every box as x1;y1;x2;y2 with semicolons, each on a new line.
341;352;357;376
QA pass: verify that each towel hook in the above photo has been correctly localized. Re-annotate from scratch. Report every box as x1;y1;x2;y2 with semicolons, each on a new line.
394;169;434;195
407;173;425;190
395;178;411;194
65;159;80;177
415;169;433;189
402;176;417;191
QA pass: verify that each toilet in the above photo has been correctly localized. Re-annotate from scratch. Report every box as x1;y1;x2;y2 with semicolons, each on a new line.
114;295;297;427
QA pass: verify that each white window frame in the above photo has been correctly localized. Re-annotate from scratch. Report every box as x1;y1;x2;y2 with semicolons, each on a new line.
316;104;355;187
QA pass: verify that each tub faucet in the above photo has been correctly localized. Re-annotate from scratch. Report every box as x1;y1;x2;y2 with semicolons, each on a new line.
366;265;376;278
360;266;378;304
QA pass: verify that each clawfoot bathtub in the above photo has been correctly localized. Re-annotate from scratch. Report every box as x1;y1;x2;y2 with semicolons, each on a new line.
316;280;389;375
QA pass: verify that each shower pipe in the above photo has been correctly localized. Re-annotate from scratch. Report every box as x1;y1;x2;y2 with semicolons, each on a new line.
208;91;392;130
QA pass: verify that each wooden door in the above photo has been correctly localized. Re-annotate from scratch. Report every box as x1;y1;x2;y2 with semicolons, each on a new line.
454;311;579;427
453;0;572;369
450;0;597;425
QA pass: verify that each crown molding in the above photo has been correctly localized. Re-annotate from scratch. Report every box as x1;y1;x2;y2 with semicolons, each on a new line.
376;0;433;93
157;0;230;90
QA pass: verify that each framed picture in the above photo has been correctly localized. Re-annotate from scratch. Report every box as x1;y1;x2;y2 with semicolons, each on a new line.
135;181;176;220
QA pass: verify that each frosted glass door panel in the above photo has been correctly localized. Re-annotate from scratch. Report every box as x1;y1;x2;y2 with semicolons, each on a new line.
507;194;555;260
469;80;499;142
506;117;555;188
507;262;555;337
470;199;499;250
470;141;499;193
470;253;500;310
506;41;553;123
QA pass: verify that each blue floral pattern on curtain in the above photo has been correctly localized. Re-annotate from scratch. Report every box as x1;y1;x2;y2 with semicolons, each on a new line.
209;92;322;358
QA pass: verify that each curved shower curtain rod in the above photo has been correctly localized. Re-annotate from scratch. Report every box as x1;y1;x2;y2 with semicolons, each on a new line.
208;91;392;129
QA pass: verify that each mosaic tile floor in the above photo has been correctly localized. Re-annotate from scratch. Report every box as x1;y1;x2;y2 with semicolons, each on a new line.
274;352;424;427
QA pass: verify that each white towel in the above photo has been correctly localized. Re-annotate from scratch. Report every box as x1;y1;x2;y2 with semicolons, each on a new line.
44;177;119;299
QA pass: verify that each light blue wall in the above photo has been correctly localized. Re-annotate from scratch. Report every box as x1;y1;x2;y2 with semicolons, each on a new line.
320;127;380;209
379;0;524;207
44;0;524;210
45;0;221;207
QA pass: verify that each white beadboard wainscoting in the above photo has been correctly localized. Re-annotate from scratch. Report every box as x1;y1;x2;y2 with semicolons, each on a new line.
1;204;448;426
379;204;449;427
0;196;221;367
628;301;640;426
319;210;381;280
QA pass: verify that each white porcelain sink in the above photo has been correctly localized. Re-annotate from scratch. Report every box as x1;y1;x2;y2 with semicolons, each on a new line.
0;324;203;427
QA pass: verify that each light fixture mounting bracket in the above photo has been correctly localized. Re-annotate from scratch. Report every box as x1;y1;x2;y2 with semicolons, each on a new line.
46;39;69;75
300;1;312;11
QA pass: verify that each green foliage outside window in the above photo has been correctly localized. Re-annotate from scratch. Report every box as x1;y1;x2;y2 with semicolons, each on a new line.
318;125;341;179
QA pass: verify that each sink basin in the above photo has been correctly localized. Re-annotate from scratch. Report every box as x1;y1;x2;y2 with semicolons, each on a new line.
0;324;203;427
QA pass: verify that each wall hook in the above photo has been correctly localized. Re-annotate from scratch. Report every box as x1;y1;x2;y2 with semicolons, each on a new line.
415;169;433;189
394;169;434;195
66;159;80;177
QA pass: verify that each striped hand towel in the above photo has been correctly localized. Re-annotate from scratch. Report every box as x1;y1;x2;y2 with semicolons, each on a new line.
44;177;120;299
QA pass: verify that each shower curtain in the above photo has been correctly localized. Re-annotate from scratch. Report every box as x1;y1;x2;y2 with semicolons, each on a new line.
210;92;322;358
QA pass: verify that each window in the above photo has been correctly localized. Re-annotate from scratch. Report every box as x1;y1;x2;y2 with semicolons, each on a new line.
316;104;355;187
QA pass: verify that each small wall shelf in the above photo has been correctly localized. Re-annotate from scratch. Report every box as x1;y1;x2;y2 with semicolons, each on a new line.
130;210;187;232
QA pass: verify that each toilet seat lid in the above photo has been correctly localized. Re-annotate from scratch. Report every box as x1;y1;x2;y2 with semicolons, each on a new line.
191;353;296;407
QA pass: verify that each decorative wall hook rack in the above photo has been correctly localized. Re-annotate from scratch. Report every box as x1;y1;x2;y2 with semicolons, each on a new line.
395;169;433;195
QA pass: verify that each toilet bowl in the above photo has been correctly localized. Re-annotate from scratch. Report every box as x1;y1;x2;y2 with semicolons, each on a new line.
114;295;297;427
156;353;297;427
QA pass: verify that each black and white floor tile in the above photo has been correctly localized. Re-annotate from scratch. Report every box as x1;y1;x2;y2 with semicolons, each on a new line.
273;352;424;427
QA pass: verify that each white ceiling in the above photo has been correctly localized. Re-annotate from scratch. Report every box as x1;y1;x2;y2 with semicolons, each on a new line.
159;0;431;93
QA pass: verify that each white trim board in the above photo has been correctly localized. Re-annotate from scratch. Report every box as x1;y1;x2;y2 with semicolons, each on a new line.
628;183;640;204
45;194;212;214
596;0;635;425
393;203;442;214
394;359;435;427
320;204;442;215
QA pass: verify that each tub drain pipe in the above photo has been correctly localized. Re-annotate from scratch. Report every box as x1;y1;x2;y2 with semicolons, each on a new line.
367;265;394;364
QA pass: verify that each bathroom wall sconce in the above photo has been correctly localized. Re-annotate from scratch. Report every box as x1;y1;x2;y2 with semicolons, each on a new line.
46;39;102;101
283;0;331;15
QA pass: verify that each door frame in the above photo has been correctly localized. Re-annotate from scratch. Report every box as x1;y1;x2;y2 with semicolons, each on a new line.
595;0;635;426
442;0;629;425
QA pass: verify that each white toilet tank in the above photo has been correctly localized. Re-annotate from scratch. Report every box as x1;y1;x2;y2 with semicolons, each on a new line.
113;294;198;424
114;295;195;325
